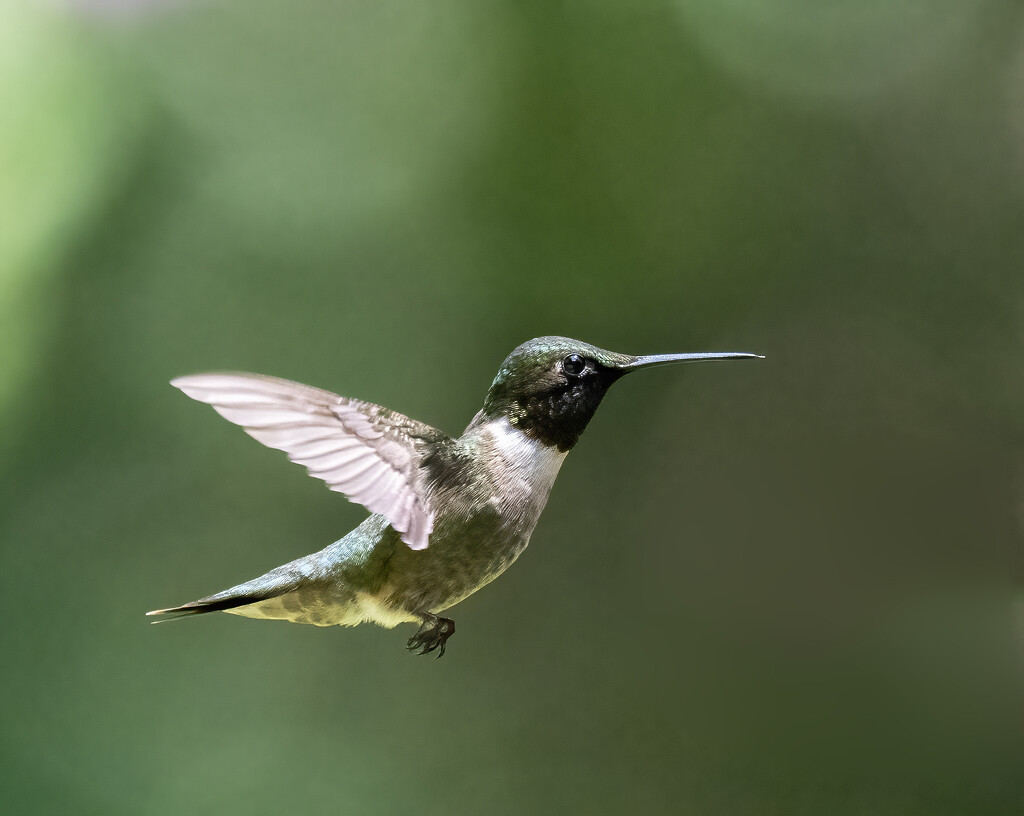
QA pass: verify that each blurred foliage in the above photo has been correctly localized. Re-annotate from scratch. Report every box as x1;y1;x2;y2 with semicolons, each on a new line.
1;1;1021;814
0;2;146;436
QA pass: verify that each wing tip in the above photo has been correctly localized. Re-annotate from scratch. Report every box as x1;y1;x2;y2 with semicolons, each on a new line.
170;373;223;394
399;508;435;551
170;372;249;389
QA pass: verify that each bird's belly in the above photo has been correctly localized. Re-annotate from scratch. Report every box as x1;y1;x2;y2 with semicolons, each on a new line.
429;548;524;613
351;592;421;628
226;589;419;629
225;584;358;627
380;508;533;616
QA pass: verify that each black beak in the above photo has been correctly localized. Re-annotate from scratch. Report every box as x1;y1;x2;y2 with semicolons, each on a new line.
620;351;764;372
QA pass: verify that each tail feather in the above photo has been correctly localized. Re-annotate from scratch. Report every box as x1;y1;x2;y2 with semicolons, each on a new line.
146;589;283;623
148;559;310;624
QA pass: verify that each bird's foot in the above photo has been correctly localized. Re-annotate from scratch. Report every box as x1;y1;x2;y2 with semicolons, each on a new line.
407;613;455;658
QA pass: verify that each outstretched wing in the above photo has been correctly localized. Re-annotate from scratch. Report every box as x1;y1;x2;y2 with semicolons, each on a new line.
172;372;450;550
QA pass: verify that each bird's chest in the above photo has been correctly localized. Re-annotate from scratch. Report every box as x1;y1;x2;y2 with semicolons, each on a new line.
376;419;569;610
479;417;566;530
383;420;566;611
442;419;566;585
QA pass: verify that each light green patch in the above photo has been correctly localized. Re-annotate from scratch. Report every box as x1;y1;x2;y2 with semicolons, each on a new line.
0;2;146;445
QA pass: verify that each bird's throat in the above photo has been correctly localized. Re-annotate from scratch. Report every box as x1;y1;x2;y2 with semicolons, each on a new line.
478;416;567;509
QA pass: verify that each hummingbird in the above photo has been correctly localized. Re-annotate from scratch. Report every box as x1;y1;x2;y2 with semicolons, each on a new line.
148;336;761;656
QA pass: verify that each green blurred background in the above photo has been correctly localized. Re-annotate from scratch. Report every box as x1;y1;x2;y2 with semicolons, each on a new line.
1;1;1021;813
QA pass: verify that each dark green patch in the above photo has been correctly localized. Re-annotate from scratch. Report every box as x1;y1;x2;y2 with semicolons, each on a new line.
421;439;474;492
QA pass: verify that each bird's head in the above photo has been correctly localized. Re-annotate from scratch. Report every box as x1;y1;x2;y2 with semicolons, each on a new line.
480;336;762;451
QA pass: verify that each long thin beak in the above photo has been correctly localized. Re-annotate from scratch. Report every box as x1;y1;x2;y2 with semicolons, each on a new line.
620;351;764;372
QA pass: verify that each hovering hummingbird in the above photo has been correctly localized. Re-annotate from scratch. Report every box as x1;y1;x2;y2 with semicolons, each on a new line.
148;337;761;656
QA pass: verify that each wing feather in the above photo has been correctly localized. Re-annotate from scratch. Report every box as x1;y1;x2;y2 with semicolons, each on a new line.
172;372;450;550
246;426;340;449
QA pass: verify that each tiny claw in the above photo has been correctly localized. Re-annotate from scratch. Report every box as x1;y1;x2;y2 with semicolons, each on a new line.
406;614;455;658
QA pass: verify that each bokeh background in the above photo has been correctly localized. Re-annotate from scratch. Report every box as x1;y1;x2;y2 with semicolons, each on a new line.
2;1;1021;813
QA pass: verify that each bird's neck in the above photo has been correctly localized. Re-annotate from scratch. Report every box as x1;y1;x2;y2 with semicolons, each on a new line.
462;414;567;512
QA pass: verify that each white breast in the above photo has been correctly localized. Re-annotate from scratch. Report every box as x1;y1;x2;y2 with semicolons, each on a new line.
480;416;567;518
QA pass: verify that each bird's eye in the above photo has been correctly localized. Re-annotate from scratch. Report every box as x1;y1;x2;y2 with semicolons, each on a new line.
562;354;586;377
